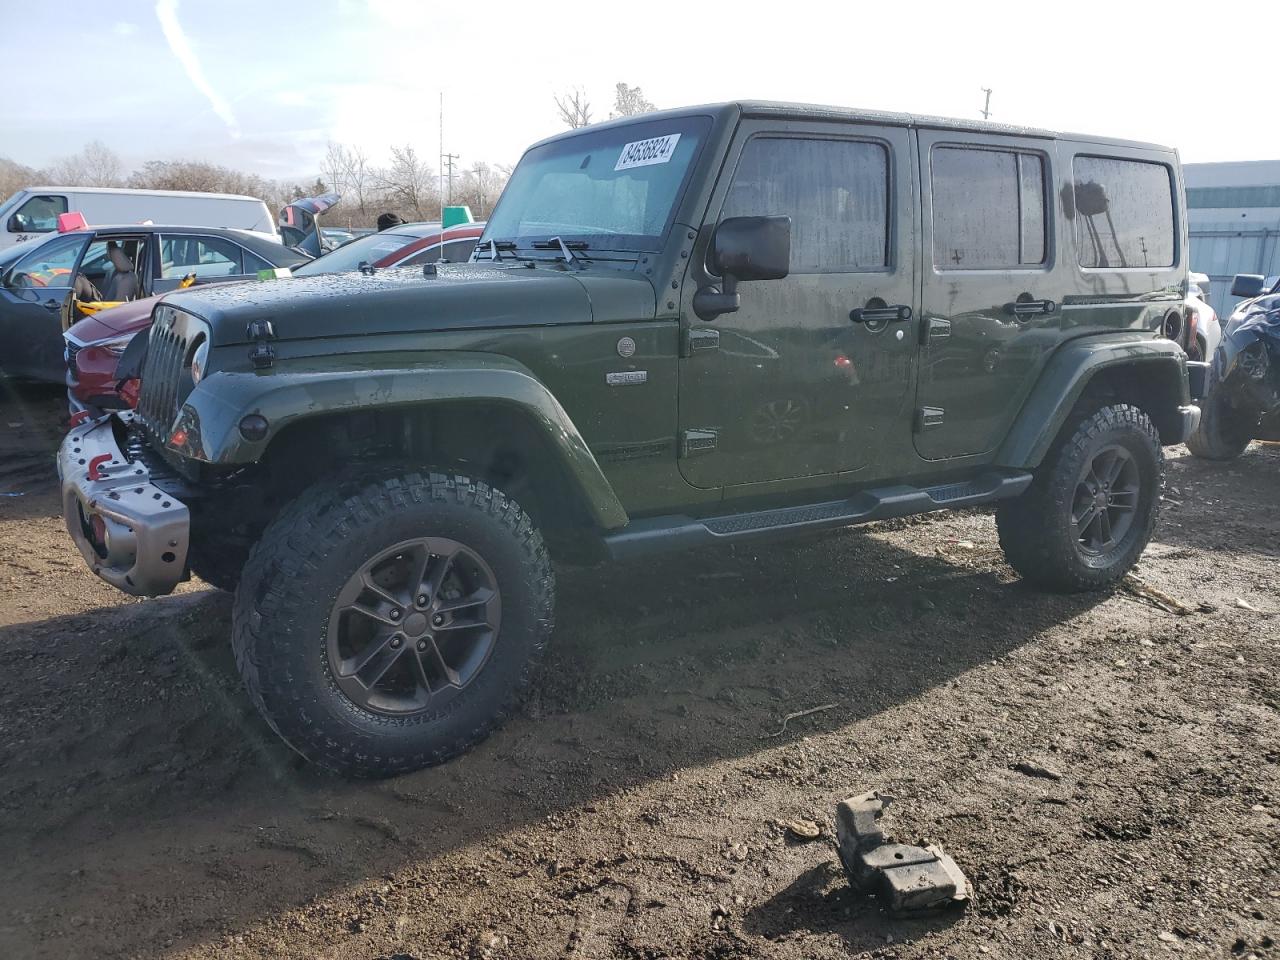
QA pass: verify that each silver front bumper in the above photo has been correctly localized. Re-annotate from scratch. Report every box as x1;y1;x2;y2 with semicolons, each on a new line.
58;413;190;597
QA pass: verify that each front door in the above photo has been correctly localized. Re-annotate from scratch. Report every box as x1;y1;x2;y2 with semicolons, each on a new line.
0;232;90;381
678;120;917;489
914;131;1064;460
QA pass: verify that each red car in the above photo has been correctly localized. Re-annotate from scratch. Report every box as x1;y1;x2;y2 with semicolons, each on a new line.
63;222;486;417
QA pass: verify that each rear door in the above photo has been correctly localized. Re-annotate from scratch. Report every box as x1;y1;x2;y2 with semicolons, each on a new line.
677;118;918;488
153;233;273;292
914;130;1065;460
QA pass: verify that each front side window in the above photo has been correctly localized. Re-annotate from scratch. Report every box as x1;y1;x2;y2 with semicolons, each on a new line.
932;146;1047;269
1073;156;1175;269
160;235;247;278
722;137;890;274
484;115;711;253
8;194;68;234
6;233;89;289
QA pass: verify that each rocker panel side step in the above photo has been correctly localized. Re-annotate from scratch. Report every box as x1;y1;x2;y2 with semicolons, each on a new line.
603;470;1032;561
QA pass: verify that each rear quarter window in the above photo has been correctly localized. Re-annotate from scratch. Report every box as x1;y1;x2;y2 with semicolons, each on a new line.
1072;156;1175;269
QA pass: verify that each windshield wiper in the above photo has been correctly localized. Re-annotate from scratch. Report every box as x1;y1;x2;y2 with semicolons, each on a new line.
475;239;518;261
531;237;590;267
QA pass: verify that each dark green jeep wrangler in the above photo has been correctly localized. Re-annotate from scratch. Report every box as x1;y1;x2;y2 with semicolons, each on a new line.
59;102;1202;776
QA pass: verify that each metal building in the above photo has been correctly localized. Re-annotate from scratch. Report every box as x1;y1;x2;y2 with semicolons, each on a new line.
1184;159;1280;319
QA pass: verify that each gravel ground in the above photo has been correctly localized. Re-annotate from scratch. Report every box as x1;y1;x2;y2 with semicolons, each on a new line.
0;384;1276;960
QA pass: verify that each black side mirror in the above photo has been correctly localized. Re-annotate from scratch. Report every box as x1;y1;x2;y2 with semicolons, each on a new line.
6;214;22;233
1231;273;1265;299
693;216;791;321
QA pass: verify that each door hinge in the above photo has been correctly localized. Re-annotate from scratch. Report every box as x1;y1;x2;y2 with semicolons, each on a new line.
922;317;951;346
680;428;719;457
915;406;945;431
681;327;720;358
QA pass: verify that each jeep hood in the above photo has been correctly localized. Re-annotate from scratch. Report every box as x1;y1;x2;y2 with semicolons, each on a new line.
169;263;654;345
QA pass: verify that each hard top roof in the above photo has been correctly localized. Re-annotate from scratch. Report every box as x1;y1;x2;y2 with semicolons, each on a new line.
528;100;1175;154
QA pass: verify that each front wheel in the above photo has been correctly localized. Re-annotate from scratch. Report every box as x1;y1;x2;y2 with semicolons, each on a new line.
231;470;554;777
1186;369;1256;460
997;404;1163;592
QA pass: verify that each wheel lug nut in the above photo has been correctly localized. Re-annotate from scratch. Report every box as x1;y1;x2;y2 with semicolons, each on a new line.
417;640;427;651
390;635;402;648
432;613;445;626
417;594;428;606
389;609;401;620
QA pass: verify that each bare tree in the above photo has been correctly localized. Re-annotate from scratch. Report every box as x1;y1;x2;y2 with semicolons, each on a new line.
554;89;593;129
0;156;42;201
611;83;655;119
321;142;350;199
456;161;509;218
375;145;439;220
128;159;274;199
46;140;124;187
321;142;375;217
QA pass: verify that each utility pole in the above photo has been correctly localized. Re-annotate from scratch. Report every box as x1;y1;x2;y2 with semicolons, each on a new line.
441;153;460;204
980;87;993;120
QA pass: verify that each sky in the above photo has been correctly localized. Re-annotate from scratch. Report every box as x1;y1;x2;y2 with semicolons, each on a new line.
3;0;1277;183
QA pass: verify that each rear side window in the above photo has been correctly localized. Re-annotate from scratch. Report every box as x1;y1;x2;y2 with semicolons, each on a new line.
931;146;1047;269
722;137;890;273
160;235;249;279
1072;156;1175;269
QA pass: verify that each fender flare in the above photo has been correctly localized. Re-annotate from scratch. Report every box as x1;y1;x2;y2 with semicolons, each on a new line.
996;335;1191;469
170;351;630;529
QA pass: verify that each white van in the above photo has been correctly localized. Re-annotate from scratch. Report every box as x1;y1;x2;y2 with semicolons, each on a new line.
0;187;276;250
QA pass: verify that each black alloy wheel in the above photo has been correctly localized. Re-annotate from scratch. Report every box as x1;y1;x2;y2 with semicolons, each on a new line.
328;537;501;716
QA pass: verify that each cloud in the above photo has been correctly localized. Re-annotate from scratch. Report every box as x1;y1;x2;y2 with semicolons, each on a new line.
154;0;240;139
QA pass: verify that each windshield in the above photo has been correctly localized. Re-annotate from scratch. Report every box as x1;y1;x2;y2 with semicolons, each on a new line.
483;115;711;253
292;231;420;276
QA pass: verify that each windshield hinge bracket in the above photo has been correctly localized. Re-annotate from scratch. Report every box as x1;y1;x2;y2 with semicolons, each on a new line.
682;327;721;358
680;429;719;457
247;318;276;369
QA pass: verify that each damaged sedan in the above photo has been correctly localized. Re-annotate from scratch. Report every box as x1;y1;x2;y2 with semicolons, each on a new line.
1187;273;1280;460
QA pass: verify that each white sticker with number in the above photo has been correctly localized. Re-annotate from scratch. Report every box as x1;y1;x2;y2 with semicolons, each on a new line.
614;134;681;171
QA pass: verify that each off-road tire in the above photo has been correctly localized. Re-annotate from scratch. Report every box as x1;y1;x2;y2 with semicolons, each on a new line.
231;470;554;778
188;539;249;592
997;404;1163;592
1186;369;1255;461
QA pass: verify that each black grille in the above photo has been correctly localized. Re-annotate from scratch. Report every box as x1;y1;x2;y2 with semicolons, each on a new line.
137;305;200;436
65;340;81;373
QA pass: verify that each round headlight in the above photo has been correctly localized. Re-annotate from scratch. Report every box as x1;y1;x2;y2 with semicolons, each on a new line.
189;338;210;384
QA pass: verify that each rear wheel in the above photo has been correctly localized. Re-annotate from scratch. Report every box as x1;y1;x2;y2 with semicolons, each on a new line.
232;470;554;777
997;404;1162;592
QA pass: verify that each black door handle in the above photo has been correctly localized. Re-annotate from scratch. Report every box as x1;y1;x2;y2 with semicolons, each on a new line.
849;302;912;324
1003;297;1056;318
42;300;61;311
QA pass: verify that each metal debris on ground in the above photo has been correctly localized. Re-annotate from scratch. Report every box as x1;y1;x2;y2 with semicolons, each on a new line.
835;790;971;916
761;702;836;739
1121;573;1195;615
